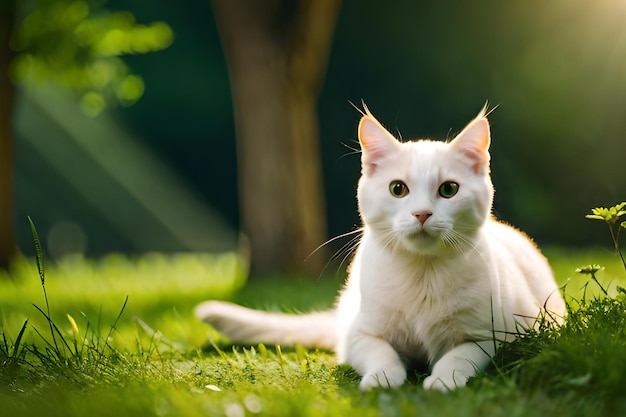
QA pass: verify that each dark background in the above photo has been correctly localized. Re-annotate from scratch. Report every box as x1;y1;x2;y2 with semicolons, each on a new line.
14;0;626;257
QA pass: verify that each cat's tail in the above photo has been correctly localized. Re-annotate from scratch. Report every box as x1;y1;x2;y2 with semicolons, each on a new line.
194;301;337;350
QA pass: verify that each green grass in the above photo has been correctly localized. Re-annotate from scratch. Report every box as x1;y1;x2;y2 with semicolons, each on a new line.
1;247;625;417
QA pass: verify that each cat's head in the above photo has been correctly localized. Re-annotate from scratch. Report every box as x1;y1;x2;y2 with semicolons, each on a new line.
356;108;494;256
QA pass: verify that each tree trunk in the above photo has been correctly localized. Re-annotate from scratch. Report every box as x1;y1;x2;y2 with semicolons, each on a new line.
0;1;17;270
211;0;341;275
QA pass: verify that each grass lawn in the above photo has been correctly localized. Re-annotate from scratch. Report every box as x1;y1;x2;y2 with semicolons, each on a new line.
1;247;625;416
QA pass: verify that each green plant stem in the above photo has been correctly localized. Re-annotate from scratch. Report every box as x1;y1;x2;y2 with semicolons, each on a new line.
607;224;626;272
591;272;609;296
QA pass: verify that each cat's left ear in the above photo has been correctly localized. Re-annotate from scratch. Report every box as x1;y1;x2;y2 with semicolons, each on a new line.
358;112;402;175
449;113;491;174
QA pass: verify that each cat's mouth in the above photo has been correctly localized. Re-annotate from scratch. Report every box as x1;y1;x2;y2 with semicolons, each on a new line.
399;229;441;254
406;228;435;241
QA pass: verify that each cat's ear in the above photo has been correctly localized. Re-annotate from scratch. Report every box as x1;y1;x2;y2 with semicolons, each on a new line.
449;112;491;174
358;113;402;175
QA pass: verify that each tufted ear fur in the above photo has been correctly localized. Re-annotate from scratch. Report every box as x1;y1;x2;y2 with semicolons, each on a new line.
449;110;491;174
358;112;402;175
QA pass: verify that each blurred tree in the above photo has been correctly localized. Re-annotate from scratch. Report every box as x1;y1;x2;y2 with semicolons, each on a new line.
0;0;18;269
211;0;342;275
0;0;173;270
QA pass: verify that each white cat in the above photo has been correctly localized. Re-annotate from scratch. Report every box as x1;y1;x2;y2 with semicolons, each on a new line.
195;107;565;391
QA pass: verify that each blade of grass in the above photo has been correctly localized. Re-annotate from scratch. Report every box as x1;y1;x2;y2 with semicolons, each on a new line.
104;296;129;351
28;216;59;353
32;303;72;355
27;217;45;288
12;319;29;358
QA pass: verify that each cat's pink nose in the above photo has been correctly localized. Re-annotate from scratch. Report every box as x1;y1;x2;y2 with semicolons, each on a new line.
414;211;432;225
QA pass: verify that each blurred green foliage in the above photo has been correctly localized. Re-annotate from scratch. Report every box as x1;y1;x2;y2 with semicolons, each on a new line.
10;0;173;116
0;251;247;349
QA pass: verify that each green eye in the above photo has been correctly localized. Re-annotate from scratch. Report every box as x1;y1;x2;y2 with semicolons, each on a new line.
438;181;459;198
389;180;409;198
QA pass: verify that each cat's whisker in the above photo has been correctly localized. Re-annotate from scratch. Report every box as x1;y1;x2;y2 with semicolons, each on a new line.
306;227;364;262
440;231;458;251
443;229;475;253
333;234;362;260
339;141;361;157
374;228;399;254
449;230;487;263
437;227;477;259
336;237;362;272
329;233;363;264
315;229;365;277
441;231;461;254
332;233;363;269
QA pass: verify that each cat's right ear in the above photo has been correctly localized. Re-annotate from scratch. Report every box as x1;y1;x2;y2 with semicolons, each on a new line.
358;115;401;175
449;114;491;174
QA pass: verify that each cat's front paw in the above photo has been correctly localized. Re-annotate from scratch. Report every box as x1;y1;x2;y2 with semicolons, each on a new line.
423;370;469;392
359;366;407;390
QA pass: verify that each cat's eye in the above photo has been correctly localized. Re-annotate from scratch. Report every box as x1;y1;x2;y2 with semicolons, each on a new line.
438;181;459;198
389;180;409;198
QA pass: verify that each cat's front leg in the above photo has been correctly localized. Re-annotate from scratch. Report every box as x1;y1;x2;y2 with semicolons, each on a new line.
423;341;496;391
344;330;407;390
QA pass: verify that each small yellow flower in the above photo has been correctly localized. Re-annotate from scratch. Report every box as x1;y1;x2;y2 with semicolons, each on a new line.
575;264;605;275
586;202;626;226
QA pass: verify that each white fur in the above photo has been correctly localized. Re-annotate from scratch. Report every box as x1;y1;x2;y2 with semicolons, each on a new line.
195;109;565;391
